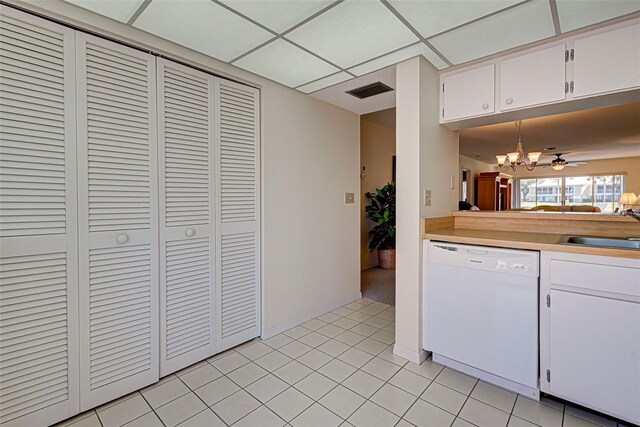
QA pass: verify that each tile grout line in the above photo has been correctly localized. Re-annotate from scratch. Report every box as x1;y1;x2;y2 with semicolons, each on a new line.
191;308;376;423
173;369;229;426
84;300;394;427
216;303;397;425
90;301;387;427
287;306;404;423
135;390;168;427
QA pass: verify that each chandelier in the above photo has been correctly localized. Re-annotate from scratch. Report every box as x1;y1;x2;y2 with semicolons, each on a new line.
496;120;541;172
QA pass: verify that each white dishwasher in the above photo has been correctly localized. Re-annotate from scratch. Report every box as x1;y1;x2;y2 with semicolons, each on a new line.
425;242;540;398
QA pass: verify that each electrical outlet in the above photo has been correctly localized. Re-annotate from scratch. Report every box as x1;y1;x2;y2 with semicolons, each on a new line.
345;193;355;204
424;189;432;207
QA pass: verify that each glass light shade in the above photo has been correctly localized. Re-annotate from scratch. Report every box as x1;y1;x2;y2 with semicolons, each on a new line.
496;155;508;165
527;152;542;163
633;195;640;206
507;152;519;163
552;163;565;171
618;192;638;205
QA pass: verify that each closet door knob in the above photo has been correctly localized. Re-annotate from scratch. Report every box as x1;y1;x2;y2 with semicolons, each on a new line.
505;98;513;105
117;234;129;244
186;228;195;237
482;103;489;110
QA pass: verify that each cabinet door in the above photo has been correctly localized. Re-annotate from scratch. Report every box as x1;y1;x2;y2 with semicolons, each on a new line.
158;59;217;376
573;23;640;98
549;290;640;424
76;33;159;410
500;44;566;110
215;79;261;351
442;64;494;121
0;6;79;426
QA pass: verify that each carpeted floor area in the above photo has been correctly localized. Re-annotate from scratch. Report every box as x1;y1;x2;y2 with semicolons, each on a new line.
361;267;395;306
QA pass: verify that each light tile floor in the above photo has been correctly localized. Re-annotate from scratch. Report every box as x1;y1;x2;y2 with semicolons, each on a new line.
57;299;630;427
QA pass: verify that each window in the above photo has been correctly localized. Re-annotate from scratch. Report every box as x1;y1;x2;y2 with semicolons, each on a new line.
513;174;626;213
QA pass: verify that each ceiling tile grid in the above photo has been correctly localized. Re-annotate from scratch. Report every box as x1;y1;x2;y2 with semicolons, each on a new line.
63;0;640;95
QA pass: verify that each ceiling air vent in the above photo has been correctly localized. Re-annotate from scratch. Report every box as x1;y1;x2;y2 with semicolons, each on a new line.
346;82;393;99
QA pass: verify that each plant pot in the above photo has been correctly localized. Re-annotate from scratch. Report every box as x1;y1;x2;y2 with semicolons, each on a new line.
377;248;396;270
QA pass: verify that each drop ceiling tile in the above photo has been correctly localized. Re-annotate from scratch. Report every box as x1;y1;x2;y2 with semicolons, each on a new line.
219;0;335;33
286;0;418;68
133;0;274;62
430;0;556;65
297;71;352;93
349;42;447;76
235;39;340;87
388;0;520;38
555;0;640;32
66;0;144;22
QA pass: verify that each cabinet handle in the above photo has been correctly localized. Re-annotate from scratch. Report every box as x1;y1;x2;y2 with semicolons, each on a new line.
117;234;129;244
505;98;513;105
482;103;489;110
185;228;195;237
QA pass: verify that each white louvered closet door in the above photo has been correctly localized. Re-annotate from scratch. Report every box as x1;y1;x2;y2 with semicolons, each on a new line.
158;59;217;376
76;33;159;410
215;79;261;351
0;6;79;426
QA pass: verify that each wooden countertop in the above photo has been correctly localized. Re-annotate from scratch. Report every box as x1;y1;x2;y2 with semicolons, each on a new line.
452;210;637;222
423;211;640;259
425;228;640;259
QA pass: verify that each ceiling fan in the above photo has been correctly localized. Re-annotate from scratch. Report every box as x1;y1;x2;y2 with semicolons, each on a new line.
541;153;588;171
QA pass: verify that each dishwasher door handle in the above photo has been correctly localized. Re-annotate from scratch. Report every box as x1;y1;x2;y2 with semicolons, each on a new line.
468;249;489;255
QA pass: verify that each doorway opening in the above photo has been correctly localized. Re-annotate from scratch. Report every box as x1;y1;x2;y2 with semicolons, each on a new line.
360;108;396;305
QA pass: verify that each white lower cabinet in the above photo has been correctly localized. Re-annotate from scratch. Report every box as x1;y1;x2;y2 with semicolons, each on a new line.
540;252;640;426
0;6;261;426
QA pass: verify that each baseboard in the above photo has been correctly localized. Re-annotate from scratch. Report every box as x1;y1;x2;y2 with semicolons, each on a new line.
393;344;428;365
261;292;363;339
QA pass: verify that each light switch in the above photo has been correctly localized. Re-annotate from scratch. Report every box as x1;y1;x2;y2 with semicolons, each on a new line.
345;193;355;204
424;189;432;207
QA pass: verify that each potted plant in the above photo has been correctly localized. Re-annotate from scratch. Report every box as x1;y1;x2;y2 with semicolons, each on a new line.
365;182;396;270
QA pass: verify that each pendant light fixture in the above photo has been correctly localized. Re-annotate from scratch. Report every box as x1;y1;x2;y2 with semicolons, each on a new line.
496;120;541;172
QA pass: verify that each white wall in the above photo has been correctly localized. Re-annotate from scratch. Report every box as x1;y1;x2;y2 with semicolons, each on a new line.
511;156;640;195
395;56;459;363
12;0;362;337
459;155;497;205
262;88;361;334
360;117;396;270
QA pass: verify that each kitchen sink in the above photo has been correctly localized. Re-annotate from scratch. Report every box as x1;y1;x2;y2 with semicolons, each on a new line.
564;236;640;250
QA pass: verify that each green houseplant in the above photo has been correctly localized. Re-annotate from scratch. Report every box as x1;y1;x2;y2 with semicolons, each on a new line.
365;182;396;270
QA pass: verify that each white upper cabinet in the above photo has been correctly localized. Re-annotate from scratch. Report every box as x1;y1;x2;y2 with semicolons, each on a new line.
572;23;640;98
500;44;566;111
76;33;159;410
442;64;494;122
439;19;640;125
0;6;80;427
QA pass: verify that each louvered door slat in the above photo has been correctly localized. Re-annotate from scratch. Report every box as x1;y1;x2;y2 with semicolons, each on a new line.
77;33;158;410
158;59;216;376
0;6;79;427
215;79;260;351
